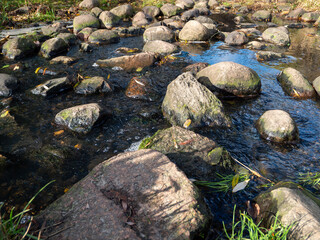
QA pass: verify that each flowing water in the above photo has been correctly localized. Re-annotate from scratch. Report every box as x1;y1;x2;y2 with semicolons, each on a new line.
1;15;320;237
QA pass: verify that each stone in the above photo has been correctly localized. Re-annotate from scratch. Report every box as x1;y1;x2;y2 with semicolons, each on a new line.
239;28;261;39
183;62;209;74
301;12;320;22
196;7;210;16
110;4;134;19
125;76;158;101
256;110;299;143
315;16;320;26
202;23;218;36
73;14;100;34
195;15;216;24
208;0;219;9
256;51;285;61
140;126;239;180
117;26;144;37
287;23;307;28
179;20;210;41
132;11;152;27
197;61;261;98
277;67;316;98
88;29;120;44
40;37;69;59
286;8;307;20
57;33;77;46
225;31;248;45
99;11;120;29
162;72;231;128
143;40;179;54
252;10;272;22
255;182;320;240
164;19;185;29
143;26;175;42
194;1;208;9
80;42;92;52
79;0;99;9
0;74;18;97
41;22;68;37
181;9;200;21
234;16;245;24
77;27;96;41
91;7;103;17
176;0;194;10
2;37;37;60
160;4;182;17
262;27;290;47
55;103;105;133
36;149;211;240
96;52;157;71
312;76;320;96
74;76;113;95
50;56;77;64
142;6;160;18
238;6;249;14
31;76;72;97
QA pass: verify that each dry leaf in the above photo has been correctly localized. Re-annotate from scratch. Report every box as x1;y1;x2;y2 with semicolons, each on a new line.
136;67;143;72
54;130;64;136
74;144;81;149
232;174;240;188
183;119;191;129
121;200;128;211
64;188;69;193
126;221;135;226
232;179;250;193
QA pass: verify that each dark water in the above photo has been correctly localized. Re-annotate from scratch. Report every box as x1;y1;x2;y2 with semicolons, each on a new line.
1;19;320;237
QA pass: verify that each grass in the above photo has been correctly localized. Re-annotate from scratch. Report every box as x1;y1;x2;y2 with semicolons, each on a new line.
222;205;295;240
0;180;54;240
298;172;320;190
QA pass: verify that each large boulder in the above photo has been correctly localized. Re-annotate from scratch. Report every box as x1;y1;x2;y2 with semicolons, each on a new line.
160;4;182;17
196;62;261;98
256;110;299;143
79;0;99;9
110;4;134;19
255;182;320;240
2;37;37;60
74;76;113;95
251;10;272;21
96;52;157;71
277;67;316;98
99;11;121;29
225;31;248;46
36;149;211;240
143;40;179;54
262;27;290;47
31;76;73;97
88;29;120;44
139;126;239;180
143;26;175;42
301;12;320;22
179;20;210;41
73;14;100;34
55;103;106;133
40;37;69;59
162;72;231;128
0;74;18;97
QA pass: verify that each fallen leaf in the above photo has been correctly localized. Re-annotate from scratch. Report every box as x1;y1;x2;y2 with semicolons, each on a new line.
1;65;9;69
183;119;191;129
74;144;81;149
107;74;110;80
232;179;250;193
292;88;300;97
0;110;9;118
126;221;135;226
121;200;128;211
64;188;69;193
232;174;240;188
136;67;143;72
35;67;41;74
13;65;20;71
54;130;64;136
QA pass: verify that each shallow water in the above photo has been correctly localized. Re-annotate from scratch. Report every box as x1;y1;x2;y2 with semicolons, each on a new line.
1;18;320;237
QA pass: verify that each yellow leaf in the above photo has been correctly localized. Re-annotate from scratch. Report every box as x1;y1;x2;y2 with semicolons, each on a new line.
64;188;69;193
292;88;300;97
136;67;143;72
35;67;41;74
74;144;81;149
183;119;192;129
54;130;64;136
232;174;240;188
73;82;80;89
107;74;110;80
0;110;9;118
168;55;177;60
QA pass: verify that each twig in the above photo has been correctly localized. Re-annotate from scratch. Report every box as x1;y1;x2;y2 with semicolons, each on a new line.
44;225;73;239
21;216;33;240
38;219;46;240
33;221;63;233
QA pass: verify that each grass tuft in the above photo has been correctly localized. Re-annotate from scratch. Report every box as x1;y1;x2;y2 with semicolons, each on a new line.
298;172;320;190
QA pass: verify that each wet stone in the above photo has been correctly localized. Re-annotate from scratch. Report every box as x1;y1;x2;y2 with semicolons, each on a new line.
143;40;178;55
312;76;320;96
99;11;120;29
287;23;307;29
80;42;93;52
74;76;113;95
88;29;120;45
252;10;272;22
41;22;69;37
79;0;100;9
256;51;285;61
142;6;161;18
160;4;182;17
117;26;144;37
77;27;96;41
110;4;134;19
176;0;195;10
91;7;103;17
143;26;175;42
0;74;18;97
57;33;77;46
179;20;210;41
181;9;200;21
73;14;100;34
40;37;69;59
132;11;152;27
125;76;158;101
31;76;73;97
50;56;78;65
262;27;290;47
225;31;248;45
183;62;209;74
196;7;210;16
2;37;37;60
301;12;320;22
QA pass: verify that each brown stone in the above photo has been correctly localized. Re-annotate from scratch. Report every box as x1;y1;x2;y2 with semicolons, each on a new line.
125;76;157;101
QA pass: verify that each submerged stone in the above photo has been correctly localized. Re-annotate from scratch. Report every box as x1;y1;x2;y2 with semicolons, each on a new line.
256;51;285;61
40;37;69;59
74;76;113;95
125;76;158;101
31;76;73;97
0;74;18;97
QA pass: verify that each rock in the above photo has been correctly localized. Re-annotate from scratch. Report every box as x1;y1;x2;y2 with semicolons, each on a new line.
301;12;320;22
91;7;103;17
99;11;120;29
312;76;320;96
196;7;210;16
256;51;284;61
194;1;208;9
74;76;113;95
40;37;69;59
96;52;157;71
41;22;69;37
255;182;320;240
160;4;182;17
142;6;161;18
164;19;185;29
179;20;210;41
202;23;218;36
50;56;77;64
88;29;120;44
110;4;134;19
286;8;307;20
195;15;216;24
73;14;100;34
55;103;105;133
256;110;299;143
197;61;261;98
287;23;307;28
238;6;249;14
181;9;200;21
162;72;231;128
208;0;219;9
262;27;290;47
143;40;178;54
117;26;144;37
183;62;209;74
80;42;92;52
143;26;175;42
36;149;211;240
176;0;194;10
125;76;158;101
277;67;316;98
2;37;37;60
0;74;18;97
225;31;248;45
77;27;96;41
234;16;245;24
57;33;77;46
79;0;99;9
132;11;152;27
252;10;272;22
315;16;320;26
31;76;72;97
139;126;239;180
239;28;261;39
